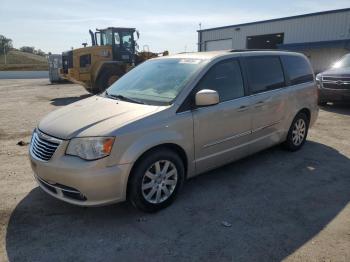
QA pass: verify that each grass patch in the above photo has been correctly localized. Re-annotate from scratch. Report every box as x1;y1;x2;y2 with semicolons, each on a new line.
0;51;48;71
0;50;48;71
0;64;48;71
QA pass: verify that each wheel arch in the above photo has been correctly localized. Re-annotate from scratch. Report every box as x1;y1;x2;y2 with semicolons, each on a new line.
283;107;311;151
286;107;311;134
125;143;188;199
297;107;311;122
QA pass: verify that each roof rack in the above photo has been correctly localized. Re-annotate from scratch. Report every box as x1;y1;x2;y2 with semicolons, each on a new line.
229;49;291;52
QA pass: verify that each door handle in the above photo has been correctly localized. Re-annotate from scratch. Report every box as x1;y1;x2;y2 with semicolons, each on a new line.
237;105;248;112
254;101;265;107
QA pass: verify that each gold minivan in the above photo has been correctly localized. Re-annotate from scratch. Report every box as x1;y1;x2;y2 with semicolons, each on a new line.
29;50;318;212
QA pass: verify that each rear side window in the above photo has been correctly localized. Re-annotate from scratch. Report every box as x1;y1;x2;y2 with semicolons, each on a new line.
281;55;314;85
196;59;244;102
245;56;285;94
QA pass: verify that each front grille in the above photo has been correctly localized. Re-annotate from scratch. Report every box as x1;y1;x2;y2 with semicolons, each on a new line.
323;76;350;81
30;131;61;161
322;75;350;90
323;82;350;90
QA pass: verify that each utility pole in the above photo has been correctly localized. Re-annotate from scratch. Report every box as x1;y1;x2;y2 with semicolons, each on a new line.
198;23;202;52
3;46;6;65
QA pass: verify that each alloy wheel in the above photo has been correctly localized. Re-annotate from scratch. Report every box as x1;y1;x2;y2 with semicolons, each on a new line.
141;160;178;204
292;118;306;146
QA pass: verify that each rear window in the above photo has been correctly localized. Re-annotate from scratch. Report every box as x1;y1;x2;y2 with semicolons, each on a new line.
281;55;313;85
245;56;285;94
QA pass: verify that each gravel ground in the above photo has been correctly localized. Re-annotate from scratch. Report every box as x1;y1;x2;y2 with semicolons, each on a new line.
0;79;349;262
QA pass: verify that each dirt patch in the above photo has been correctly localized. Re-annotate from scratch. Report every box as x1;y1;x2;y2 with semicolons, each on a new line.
0;130;32;140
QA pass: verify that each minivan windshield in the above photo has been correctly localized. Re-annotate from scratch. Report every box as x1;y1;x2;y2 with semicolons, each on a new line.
106;58;207;105
333;54;350;69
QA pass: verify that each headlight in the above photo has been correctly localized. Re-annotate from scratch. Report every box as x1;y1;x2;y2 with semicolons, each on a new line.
66;137;115;160
315;74;322;88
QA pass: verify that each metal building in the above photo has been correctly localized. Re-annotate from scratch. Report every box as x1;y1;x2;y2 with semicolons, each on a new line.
198;8;350;72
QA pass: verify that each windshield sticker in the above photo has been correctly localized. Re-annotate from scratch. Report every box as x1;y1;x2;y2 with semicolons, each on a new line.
179;59;202;64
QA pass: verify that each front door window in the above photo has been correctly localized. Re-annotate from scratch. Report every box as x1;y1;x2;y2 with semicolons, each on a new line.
196;60;245;102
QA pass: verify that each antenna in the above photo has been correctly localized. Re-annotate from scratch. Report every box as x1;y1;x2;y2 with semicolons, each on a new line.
3;46;7;65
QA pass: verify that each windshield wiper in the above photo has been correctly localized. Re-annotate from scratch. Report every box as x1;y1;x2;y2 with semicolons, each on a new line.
105;91;145;104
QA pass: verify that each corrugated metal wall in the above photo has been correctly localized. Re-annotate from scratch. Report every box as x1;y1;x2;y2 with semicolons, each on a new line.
199;10;350;50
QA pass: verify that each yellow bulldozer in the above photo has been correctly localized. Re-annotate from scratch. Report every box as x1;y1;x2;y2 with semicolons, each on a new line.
60;27;168;94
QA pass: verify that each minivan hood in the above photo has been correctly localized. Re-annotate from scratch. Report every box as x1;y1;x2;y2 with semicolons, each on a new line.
38;96;161;139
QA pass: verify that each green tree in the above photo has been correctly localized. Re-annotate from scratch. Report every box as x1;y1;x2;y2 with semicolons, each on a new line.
35;49;46;56
0;35;13;55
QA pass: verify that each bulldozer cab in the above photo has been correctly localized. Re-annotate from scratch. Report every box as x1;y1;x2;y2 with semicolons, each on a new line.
60;26;166;94
92;27;137;64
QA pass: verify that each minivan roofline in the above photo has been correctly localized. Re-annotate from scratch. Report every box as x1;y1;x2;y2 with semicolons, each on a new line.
155;50;303;61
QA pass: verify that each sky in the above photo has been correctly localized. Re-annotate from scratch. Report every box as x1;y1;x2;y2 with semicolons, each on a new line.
0;0;349;54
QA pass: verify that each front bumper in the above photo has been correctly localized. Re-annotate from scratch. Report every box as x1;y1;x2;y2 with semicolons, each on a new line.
318;87;350;102
29;141;133;206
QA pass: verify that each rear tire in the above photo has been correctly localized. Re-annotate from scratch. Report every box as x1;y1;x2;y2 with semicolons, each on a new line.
92;67;122;94
283;112;309;151
128;149;185;213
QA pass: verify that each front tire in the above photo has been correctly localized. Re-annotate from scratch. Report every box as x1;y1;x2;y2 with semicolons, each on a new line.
283;112;309;151
128;149;185;212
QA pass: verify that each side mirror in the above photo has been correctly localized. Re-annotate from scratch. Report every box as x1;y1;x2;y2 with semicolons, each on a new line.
195;89;219;107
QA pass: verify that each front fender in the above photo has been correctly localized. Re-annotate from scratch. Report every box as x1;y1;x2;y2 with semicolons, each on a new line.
118;130;186;165
109;109;195;178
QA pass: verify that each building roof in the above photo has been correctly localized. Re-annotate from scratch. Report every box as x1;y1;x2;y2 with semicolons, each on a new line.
198;8;350;33
96;27;136;31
